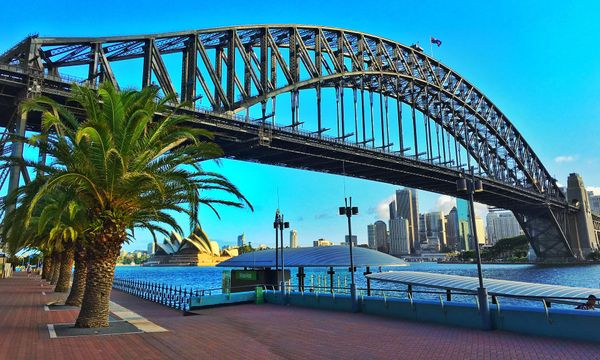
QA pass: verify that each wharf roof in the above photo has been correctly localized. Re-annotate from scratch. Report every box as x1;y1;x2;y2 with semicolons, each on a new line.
367;271;600;300
217;246;408;268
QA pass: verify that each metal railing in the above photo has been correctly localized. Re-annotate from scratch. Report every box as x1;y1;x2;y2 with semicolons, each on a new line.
112;277;271;312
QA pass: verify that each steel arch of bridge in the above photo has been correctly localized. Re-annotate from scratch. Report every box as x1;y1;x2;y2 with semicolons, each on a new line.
0;25;577;259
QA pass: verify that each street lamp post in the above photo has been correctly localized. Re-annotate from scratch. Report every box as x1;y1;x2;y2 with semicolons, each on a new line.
273;209;289;292
457;167;491;330
273;209;280;275
279;213;289;293
339;197;359;312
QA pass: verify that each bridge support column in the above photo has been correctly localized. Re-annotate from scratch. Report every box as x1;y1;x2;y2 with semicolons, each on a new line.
514;206;575;261
6;110;27;198
566;173;599;258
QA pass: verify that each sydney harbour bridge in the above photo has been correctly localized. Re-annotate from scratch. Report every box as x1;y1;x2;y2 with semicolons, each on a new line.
0;25;598;260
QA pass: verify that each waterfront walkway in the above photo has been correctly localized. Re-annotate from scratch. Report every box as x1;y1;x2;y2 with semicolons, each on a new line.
2;273;600;359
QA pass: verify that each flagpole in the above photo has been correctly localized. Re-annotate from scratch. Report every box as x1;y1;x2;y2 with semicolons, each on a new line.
430;36;434;58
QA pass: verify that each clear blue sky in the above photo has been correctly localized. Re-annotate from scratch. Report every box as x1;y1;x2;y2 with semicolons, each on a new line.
2;0;599;251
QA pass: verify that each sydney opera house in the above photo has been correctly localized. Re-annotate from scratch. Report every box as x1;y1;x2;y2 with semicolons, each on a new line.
145;225;238;266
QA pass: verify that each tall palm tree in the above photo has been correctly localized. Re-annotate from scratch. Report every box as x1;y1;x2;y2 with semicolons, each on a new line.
17;82;251;328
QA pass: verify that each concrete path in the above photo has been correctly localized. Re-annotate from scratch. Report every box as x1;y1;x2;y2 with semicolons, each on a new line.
2;273;600;359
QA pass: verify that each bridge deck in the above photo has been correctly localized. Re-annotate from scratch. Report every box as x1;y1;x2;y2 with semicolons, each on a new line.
2;273;599;359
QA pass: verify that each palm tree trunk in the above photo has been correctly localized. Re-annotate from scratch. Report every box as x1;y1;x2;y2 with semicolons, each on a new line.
65;243;87;306
75;232;122;328
50;252;62;285
54;245;74;293
41;256;52;280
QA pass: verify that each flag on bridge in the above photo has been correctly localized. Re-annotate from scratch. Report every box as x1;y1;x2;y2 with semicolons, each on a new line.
430;37;442;47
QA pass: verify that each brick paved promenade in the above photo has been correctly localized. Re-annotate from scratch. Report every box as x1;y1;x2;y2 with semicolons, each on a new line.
2;273;600;360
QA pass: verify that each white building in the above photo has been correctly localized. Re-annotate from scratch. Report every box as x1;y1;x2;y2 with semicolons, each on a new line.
290;229;298;248
389;218;410;255
313;239;334;247
486;211;523;244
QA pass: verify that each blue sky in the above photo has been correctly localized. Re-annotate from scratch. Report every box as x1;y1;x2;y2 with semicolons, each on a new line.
2;0;599;250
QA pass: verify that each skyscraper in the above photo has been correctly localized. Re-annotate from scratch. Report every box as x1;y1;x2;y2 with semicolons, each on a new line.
589;192;600;215
374;220;388;253
237;233;245;247
290;229;298;248
475;217;486;245
445;207;459;250
367;224;376;249
389;200;397;220
395;188;419;254
456;199;470;251
486;210;523;244
389;217;410;256
425;211;446;252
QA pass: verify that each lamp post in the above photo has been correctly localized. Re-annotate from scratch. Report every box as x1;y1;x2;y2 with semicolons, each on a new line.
273;209;289;292
339;197;359;312
456;167;491;330
273;209;280;274
279;213;289;293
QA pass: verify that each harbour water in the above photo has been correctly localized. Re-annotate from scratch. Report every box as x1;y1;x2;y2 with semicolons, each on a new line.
114;262;600;307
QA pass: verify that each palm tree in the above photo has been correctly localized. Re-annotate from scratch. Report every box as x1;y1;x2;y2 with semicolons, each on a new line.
17;82;251;327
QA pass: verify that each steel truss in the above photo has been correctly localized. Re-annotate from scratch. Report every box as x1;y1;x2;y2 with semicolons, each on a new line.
0;26;578;259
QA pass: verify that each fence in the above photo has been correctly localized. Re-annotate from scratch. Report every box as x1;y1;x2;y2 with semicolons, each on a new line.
112;278;223;311
112;277;272;312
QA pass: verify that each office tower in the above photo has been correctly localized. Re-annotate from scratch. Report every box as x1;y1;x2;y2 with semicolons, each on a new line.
389;217;410;256
475;217;486;245
590;193;600;215
374;220;388;253
237;233;245;247
418;213;427;245
445;207;459;250
486;210;524;244
395;188;420;254
344;235;358;246
456;199;470;251
367;224;376;249
425;211;446;252
389;200;397;220
147;241;156;255
290;229;298;248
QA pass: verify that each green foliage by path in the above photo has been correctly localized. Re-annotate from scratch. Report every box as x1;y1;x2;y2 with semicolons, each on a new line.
2;82;252;327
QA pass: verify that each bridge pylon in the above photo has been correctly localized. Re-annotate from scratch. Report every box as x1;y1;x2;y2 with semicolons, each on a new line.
566;173;599;258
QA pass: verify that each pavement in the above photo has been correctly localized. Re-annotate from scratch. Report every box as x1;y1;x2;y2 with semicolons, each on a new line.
2;272;600;359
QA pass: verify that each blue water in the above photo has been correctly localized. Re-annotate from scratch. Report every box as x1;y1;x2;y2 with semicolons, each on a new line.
114;262;600;308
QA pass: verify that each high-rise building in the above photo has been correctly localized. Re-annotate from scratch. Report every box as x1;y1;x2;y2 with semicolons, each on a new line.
367;224;376;249
374;220;388;253
344;235;358;246
290;229;298;248
456;199;471;251
445;207;459;250
486;210;523;244
418;213;427;244
389;217;410;256
389;200;397;220
147;241;156;255
396;188;420;254
424;211;447;252
475;217;486;245
237;233;245;247
589;193;600;215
